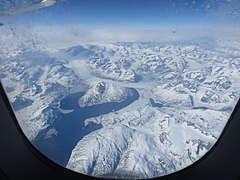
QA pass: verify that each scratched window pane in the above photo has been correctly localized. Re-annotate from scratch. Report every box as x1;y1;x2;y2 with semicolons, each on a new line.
0;0;240;179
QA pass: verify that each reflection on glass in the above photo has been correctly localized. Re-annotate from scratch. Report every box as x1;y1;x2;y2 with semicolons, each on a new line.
0;0;240;179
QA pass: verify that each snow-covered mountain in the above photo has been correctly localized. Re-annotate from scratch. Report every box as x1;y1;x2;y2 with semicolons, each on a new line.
65;41;240;178
1;39;240;179
67;106;228;179
0;51;80;140
79;81;135;107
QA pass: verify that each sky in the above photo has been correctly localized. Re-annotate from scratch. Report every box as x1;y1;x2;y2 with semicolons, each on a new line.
0;0;240;47
1;0;215;26
45;0;210;26
1;0;240;27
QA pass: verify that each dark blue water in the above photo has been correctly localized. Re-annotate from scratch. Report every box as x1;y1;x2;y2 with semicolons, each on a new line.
12;96;33;111
33;88;139;166
5;86;14;93
33;84;43;95
149;98;164;108
192;107;208;110
0;73;6;79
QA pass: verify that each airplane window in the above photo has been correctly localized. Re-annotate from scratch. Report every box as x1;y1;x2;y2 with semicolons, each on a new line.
1;0;240;179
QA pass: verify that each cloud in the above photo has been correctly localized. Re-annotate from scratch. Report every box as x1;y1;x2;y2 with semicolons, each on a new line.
1;23;240;50
31;24;239;48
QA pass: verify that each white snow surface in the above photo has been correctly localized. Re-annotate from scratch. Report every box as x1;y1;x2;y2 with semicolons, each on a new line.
78;81;134;107
1;39;240;178
0;51;80;140
67;106;225;179
65;41;240;178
